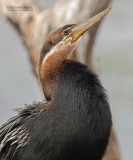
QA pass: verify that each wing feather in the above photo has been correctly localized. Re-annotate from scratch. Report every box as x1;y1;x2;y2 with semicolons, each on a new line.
0;102;48;160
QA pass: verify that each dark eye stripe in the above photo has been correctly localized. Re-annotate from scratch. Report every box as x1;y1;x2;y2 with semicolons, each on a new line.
62;24;76;30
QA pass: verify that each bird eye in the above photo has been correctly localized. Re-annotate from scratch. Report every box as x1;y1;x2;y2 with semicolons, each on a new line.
64;29;70;35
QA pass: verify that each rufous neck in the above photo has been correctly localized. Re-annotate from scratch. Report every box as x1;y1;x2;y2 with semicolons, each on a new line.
39;37;77;101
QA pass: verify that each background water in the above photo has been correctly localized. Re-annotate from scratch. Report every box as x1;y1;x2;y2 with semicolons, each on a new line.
0;0;133;160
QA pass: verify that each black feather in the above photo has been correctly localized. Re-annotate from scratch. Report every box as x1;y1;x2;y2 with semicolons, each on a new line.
0;61;112;160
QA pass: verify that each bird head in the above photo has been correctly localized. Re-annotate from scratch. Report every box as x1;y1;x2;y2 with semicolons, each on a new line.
39;7;112;101
40;7;112;66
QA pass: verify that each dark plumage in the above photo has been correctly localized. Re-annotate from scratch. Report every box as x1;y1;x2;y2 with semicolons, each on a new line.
0;62;112;160
0;8;112;160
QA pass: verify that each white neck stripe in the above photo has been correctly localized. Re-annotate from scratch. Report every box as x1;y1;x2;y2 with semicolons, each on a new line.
42;37;66;65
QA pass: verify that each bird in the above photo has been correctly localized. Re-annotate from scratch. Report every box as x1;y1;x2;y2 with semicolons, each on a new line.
0;8;112;160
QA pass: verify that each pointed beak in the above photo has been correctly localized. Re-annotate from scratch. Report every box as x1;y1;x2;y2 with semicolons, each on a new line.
69;7;112;43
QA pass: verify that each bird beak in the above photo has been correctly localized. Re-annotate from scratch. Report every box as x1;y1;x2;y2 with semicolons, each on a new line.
69;7;112;43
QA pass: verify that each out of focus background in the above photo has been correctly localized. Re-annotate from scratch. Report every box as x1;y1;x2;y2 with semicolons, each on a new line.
0;0;133;160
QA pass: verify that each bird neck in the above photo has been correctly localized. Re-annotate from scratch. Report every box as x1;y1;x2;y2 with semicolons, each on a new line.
39;44;76;101
39;37;77;101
